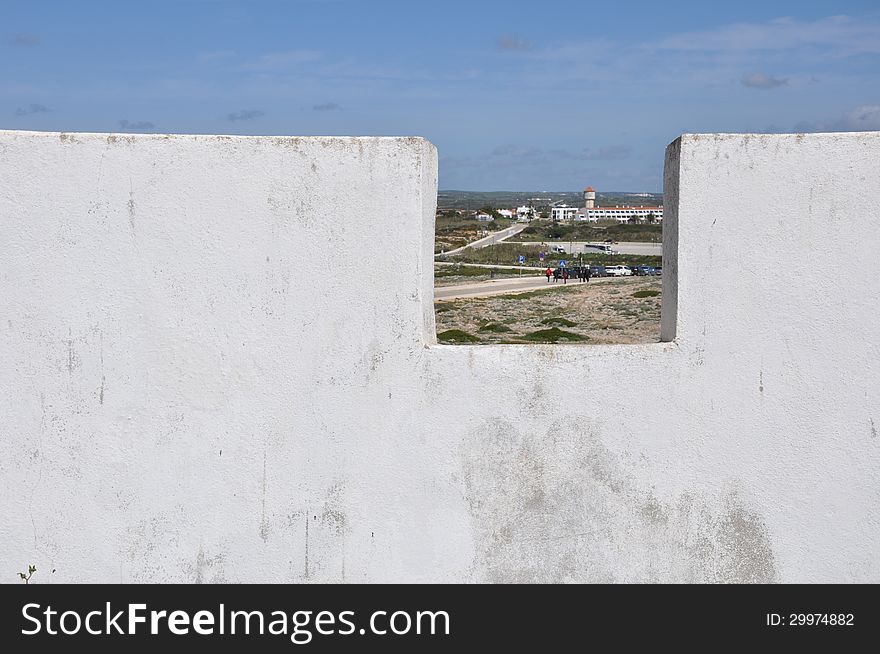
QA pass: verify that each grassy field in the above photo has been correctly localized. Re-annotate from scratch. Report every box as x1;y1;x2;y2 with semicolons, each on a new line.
434;214;517;254
509;220;662;243
435;277;662;344
435;264;527;285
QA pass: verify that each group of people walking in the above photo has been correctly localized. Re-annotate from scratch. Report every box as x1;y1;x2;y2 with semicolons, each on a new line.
544;266;591;284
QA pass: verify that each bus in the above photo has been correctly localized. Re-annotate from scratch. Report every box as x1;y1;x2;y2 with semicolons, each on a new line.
584;242;618;255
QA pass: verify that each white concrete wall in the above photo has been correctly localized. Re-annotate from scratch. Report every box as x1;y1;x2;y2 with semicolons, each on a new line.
1;129;878;583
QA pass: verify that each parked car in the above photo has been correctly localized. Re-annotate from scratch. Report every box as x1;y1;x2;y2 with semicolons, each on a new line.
631;265;656;276
551;245;566;253
589;265;607;277
654;266;662;276
605;265;632;277
552;267;574;279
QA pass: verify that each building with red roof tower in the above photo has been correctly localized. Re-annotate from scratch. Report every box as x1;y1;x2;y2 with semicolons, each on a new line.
583;186;596;208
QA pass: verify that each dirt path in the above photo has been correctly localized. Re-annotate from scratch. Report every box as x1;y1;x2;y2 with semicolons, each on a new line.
435;275;617;300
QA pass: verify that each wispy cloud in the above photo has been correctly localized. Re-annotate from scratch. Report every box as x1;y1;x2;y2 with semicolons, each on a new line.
497;35;531;52
545;145;632;161
197;49;235;63
313;103;341;111
795;105;880;133
7;33;40;46
491;145;544;158
118;119;155;132
513;14;880;87
653;15;880;56
236;50;322;72
845;105;880;130
14;103;50;116
227;109;264;121
741;73;788;89
451;144;632;168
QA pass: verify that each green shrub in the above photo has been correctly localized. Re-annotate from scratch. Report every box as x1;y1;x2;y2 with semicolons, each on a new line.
495;287;572;301
631;290;660;298
479;323;512;333
437;329;480;343
540;317;577;327
521;328;586;343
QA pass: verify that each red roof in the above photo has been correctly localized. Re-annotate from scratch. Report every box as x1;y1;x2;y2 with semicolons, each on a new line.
584;186;595;192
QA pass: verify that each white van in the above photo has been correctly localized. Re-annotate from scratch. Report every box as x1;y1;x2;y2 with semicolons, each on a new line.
551;245;566;253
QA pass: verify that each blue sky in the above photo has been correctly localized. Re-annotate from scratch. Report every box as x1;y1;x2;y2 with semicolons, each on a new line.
3;0;879;191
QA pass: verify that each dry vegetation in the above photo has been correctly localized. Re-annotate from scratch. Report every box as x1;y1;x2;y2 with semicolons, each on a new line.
435;277;662;344
434;213;515;254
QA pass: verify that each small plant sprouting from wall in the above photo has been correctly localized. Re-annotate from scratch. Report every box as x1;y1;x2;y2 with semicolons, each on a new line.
19;564;36;584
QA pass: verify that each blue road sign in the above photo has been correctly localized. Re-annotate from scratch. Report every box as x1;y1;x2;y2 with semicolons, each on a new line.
518;255;525;264
539;251;545;260
559;260;567;267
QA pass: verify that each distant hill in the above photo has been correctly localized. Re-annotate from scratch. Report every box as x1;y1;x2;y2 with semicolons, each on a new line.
437;190;663;211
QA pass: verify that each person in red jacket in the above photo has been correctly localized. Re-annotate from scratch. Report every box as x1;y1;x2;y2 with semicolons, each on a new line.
562;269;569;284
545;267;553;283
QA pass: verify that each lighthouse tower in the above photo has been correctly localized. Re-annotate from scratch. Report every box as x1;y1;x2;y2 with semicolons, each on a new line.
583;186;596;209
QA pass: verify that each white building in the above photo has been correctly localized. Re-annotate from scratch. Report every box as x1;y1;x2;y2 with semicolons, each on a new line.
583;206;663;223
575;208;597;222
550;205;579;221
475;212;494;222
569;185;663;223
496;209;514;219
516;205;534;221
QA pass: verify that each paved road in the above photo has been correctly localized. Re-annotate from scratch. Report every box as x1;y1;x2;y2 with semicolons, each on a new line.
435;275;614;300
505;240;662;256
435;224;527;257
607;241;662;256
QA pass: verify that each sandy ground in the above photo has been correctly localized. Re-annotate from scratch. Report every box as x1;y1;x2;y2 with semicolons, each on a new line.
434;277;662;344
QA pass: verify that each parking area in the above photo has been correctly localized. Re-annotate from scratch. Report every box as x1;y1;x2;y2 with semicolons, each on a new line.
547;264;662;279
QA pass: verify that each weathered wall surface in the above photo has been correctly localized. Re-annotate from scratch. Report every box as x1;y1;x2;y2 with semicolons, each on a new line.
1;130;878;583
